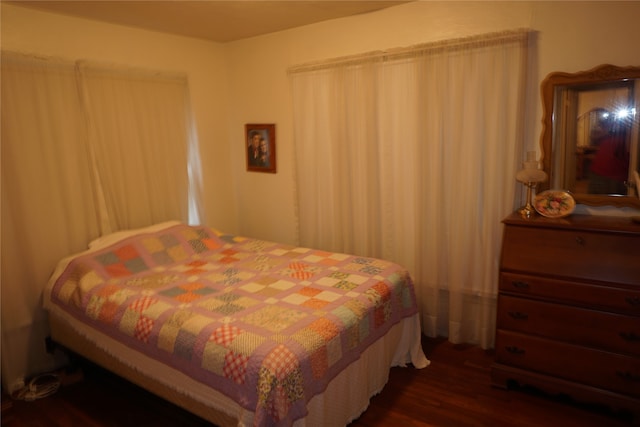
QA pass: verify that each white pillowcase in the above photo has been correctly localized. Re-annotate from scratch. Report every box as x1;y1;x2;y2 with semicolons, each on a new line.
88;220;182;250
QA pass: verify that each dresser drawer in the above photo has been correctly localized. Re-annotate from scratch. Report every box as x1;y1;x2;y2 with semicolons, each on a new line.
501;225;640;286
495;330;640;397
500;272;640;315
497;295;640;356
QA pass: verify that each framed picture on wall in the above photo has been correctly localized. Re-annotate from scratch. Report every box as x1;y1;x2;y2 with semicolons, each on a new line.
245;123;276;173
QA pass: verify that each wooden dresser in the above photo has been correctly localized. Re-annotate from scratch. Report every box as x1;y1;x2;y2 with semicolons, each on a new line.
492;212;640;419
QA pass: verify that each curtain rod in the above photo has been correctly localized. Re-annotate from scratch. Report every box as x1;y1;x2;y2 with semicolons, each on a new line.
1;51;187;81
288;28;533;74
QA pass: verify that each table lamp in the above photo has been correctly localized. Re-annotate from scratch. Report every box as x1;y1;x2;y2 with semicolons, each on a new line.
516;152;548;219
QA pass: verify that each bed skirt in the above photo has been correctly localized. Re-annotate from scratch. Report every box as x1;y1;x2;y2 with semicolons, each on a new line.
48;307;428;426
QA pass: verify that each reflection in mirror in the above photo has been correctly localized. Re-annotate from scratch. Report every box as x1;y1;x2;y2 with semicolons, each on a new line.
570;84;633;195
540;64;640;208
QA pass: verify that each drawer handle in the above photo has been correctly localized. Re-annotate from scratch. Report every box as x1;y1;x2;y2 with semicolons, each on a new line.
575;236;585;246
625;296;640;307
619;332;640;342
505;346;525;355
508;311;529;320
511;281;530;290
616;371;640;382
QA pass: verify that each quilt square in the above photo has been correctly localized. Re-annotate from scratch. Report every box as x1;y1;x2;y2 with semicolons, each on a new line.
142;300;173;319
134;316;154;342
125;272;180;290
114;245;139;261
223;351;249;384
96;299;120;324
141;238;164;254
182;314;212;336
279;262;321;281
95;251;120;266
268;246;309;259
85;285;133;323
240;239;278;253
104;262;134;277
129;296;156;313
283;288;341;310
242;306;307;332
201;341;228;375
211;324;243;346
241;278;295;298
160;283;216;303
180;227;208;241
302;251;350;266
214;303;245;315
228;331;265;355
119;308;141;336
241;255;282;272
188;234;221;254
183;260;218;275
100;251;148;277
124;258;148;274
166;245;188;263
175;329;197;359
342;258;389;275
207;268;255;287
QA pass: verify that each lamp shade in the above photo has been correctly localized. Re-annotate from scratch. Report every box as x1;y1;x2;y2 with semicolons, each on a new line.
516;168;548;184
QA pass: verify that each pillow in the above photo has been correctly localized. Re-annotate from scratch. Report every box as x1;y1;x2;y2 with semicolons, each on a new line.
88;220;182;250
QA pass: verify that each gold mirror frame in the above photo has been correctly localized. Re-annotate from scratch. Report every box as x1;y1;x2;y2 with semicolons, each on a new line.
539;64;640;208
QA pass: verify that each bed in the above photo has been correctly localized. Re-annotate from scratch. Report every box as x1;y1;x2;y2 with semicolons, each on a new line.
43;221;428;426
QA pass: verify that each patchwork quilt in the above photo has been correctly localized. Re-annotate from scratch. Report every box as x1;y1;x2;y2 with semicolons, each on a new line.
48;223;420;426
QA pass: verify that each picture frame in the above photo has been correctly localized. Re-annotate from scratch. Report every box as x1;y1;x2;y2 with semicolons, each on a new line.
245;123;276;173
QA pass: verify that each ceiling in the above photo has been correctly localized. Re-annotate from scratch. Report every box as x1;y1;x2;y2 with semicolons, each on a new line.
9;1;411;43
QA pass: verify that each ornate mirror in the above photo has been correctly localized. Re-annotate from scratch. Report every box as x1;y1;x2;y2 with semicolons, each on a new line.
539;64;640;208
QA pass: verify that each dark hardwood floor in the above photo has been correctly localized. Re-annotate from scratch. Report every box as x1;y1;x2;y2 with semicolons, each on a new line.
2;337;634;427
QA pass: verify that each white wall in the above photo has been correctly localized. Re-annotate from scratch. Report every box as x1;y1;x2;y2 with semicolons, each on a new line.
227;1;640;242
1;3;239;233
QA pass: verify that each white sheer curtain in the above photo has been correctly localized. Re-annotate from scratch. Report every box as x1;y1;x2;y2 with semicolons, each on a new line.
1;52;201;392
290;60;384;255
1;54;101;391
79;65;199;232
289;30;531;348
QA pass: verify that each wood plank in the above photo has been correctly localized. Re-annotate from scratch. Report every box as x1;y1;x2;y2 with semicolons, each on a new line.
1;337;633;427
